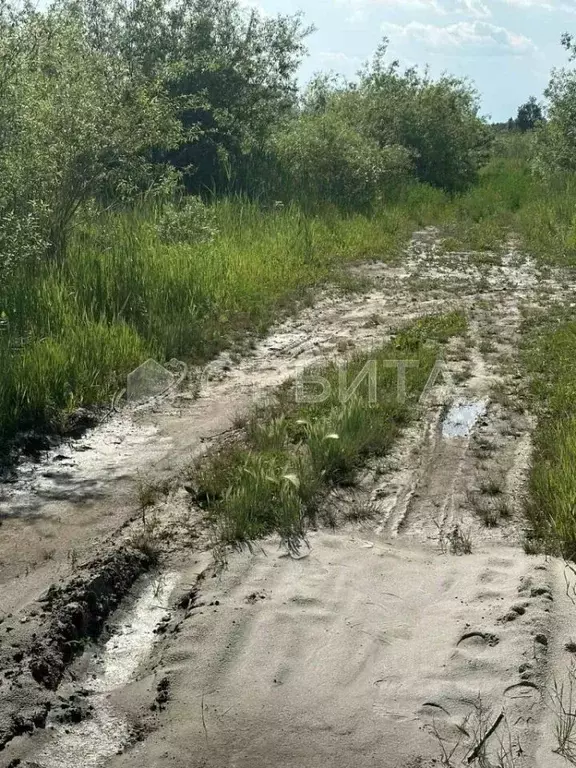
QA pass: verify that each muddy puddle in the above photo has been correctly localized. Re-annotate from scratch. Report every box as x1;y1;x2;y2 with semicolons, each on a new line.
33;572;179;768
441;399;487;438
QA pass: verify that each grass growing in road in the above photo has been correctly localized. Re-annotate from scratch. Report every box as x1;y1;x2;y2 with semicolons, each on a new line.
191;312;466;547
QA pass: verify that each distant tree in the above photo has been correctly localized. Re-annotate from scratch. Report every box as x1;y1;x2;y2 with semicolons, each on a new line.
489;119;516;132
516;96;543;132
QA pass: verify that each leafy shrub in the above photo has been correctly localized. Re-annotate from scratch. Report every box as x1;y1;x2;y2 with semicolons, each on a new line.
533;37;576;178
534;70;576;176
272;111;413;208
156;198;218;244
302;44;492;195
360;57;492;193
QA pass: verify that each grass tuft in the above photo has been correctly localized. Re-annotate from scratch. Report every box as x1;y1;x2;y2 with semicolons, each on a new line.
190;313;467;547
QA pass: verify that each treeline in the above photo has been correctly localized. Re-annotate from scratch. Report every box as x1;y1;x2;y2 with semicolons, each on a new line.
0;0;496;273
2;0;576;265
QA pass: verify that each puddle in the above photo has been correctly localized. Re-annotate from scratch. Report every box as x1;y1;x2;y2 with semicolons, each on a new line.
34;572;179;768
442;399;487;438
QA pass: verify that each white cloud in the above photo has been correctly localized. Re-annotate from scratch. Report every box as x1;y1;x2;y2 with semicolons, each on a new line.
341;0;576;15
459;0;491;17
318;51;362;65
340;0;491;17
381;20;537;55
500;0;553;7
502;0;576;11
501;0;551;6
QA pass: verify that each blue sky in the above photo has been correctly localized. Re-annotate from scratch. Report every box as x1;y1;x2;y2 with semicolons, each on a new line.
246;0;576;121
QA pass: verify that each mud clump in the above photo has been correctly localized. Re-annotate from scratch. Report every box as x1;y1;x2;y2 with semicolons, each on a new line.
0;701;51;754
58;407;100;440
52;692;93;725
0;405;100;475
151;676;171;712
29;547;153;690
0;545;154;751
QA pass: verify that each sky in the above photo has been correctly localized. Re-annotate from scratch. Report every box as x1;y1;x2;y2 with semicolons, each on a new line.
246;0;576;121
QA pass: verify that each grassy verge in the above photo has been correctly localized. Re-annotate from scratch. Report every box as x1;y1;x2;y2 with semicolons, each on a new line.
521;307;576;558
189;312;466;547
0;193;451;450
430;137;576;560
432;135;576;266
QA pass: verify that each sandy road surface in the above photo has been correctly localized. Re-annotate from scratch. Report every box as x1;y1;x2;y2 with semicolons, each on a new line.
5;230;576;767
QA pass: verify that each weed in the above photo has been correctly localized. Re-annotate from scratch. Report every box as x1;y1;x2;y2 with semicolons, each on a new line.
445;525;473;555
550;670;576;763
472;435;496;458
480;477;504;496
427;697;521;767
137;474;170;509
344;503;378;523
129;527;161;567
482;507;501;528
523;533;543;556
67;549;78;570
479;339;497;355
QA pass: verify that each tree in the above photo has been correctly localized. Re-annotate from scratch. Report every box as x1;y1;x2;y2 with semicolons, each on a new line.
322;42;492;194
73;0;313;194
0;1;182;268
516;96;543;132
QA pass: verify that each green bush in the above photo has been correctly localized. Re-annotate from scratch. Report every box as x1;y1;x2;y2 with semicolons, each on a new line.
359;55;492;193
156;198;218;244
305;45;491;195
272;111;413;208
533;37;576;178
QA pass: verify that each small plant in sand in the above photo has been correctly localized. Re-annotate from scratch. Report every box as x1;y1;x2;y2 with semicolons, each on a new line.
130;528;161;567
436;518;473;555
438;524;473;555
480;477;504;497
136;475;171;524
549;669;576;764
344;502;378;524
427;697;521;767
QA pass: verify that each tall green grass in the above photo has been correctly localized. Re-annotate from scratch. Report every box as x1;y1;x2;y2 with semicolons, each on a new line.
2;135;565;457
521;311;576;557
437;133;576;264
0;193;446;449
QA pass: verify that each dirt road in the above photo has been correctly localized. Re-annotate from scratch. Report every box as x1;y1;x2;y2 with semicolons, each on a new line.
2;230;576;767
